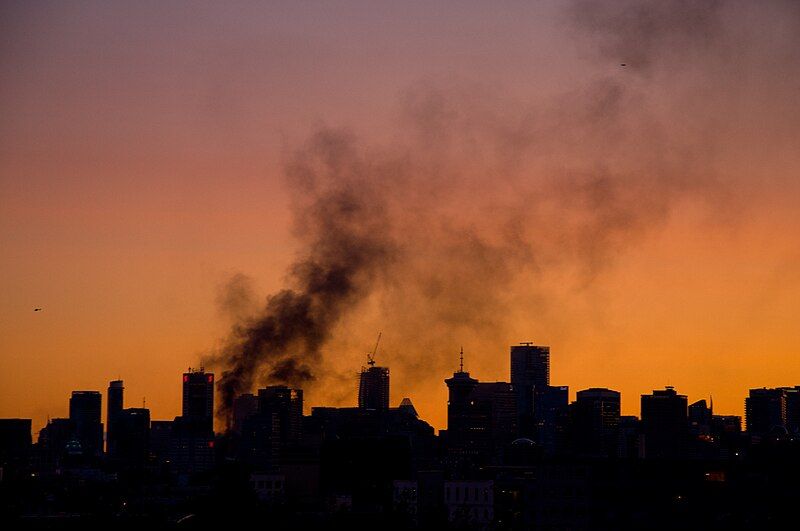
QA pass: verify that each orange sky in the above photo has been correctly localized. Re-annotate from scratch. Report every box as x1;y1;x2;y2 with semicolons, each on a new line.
2;1;799;434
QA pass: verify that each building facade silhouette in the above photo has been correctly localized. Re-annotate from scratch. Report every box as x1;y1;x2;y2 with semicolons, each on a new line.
69;391;103;458
571;388;621;458
359;366;390;410
182;369;214;431
107;380;124;457
641;387;688;459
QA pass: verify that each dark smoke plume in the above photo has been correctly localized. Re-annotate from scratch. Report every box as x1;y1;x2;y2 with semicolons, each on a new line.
207;0;799;424
208;131;396;422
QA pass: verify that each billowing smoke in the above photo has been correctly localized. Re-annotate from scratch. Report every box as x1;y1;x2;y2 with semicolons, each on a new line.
207;131;397;422
206;0;799;425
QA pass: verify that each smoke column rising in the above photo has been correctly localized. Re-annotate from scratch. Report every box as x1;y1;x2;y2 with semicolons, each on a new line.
207;0;800;425
208;131;397;422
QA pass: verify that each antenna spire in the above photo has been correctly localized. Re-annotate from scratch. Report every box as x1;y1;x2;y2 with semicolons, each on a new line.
459;346;464;372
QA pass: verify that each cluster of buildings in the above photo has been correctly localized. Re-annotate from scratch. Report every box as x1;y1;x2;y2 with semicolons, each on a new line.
2;342;800;527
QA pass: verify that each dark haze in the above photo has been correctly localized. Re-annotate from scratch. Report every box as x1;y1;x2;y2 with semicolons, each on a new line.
207;0;799;424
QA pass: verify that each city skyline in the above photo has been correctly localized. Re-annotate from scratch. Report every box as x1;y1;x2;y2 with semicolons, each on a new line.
7;339;800;436
13;341;796;439
5;342;800;526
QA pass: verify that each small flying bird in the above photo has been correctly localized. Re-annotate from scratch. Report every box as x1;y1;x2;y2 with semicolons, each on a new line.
620;63;627;67
34;308;42;312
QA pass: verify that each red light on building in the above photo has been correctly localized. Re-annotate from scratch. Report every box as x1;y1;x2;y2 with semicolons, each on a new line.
207;374;214;383
183;375;188;383
208;440;214;448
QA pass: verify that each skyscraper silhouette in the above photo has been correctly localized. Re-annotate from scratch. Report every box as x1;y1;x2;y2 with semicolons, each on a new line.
359;366;390;410
444;348;518;467
107;380;124;457
571;388;621;458
745;387;787;438
69;391;103;458
510;342;553;442
510;343;550;390
641;387;688;459
182;368;214;431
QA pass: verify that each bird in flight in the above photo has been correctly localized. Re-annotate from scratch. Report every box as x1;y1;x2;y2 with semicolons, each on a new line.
34;308;43;312
620;63;627;67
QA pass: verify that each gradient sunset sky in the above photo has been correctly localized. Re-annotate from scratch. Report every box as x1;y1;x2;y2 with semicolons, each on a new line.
2;1;800;433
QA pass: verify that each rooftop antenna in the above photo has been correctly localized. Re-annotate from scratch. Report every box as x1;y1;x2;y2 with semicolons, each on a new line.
459;346;464;372
367;332;382;367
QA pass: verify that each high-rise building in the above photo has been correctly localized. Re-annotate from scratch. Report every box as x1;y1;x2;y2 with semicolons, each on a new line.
239;386;303;469
107;380;124;457
745;388;787;438
779;386;800;435
69;391;103;457
258;385;304;445
116;408;150;466
444;352;487;466
232;393;258;434
148;420;173;464
472;382;518;450
172;369;216;475
510;342;550;438
570;388;621;458
618;415;643;459
641;387;688;459
533;385;569;456
172;415;215;475
0;419;32;479
444;349;517;468
359;366;390;410
510;343;550;389
688;399;712;437
182;368;214;432
710;414;742;455
37;418;74;468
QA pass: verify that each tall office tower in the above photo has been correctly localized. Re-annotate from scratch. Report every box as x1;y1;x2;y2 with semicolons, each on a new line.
232;393;258;434
359;366;390;410
238;386;303;469
37;418;74;468
533;385;569;456
618;416;644;459
472;382;518;450
69;391;103;457
444;349;517;467
116;408;150;466
257;385;304;444
640;387;688;459
148;420;174;465
0;419;32;479
688;399;712;437
107;380;124;456
710;414;743;454
444;351;486;463
182;368;214;432
745;387;787;437
779;386;800;435
510;342;550;388
510;342;550;437
570;388;621;458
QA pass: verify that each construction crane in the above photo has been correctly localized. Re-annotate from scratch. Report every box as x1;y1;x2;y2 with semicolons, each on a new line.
366;332;382;367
